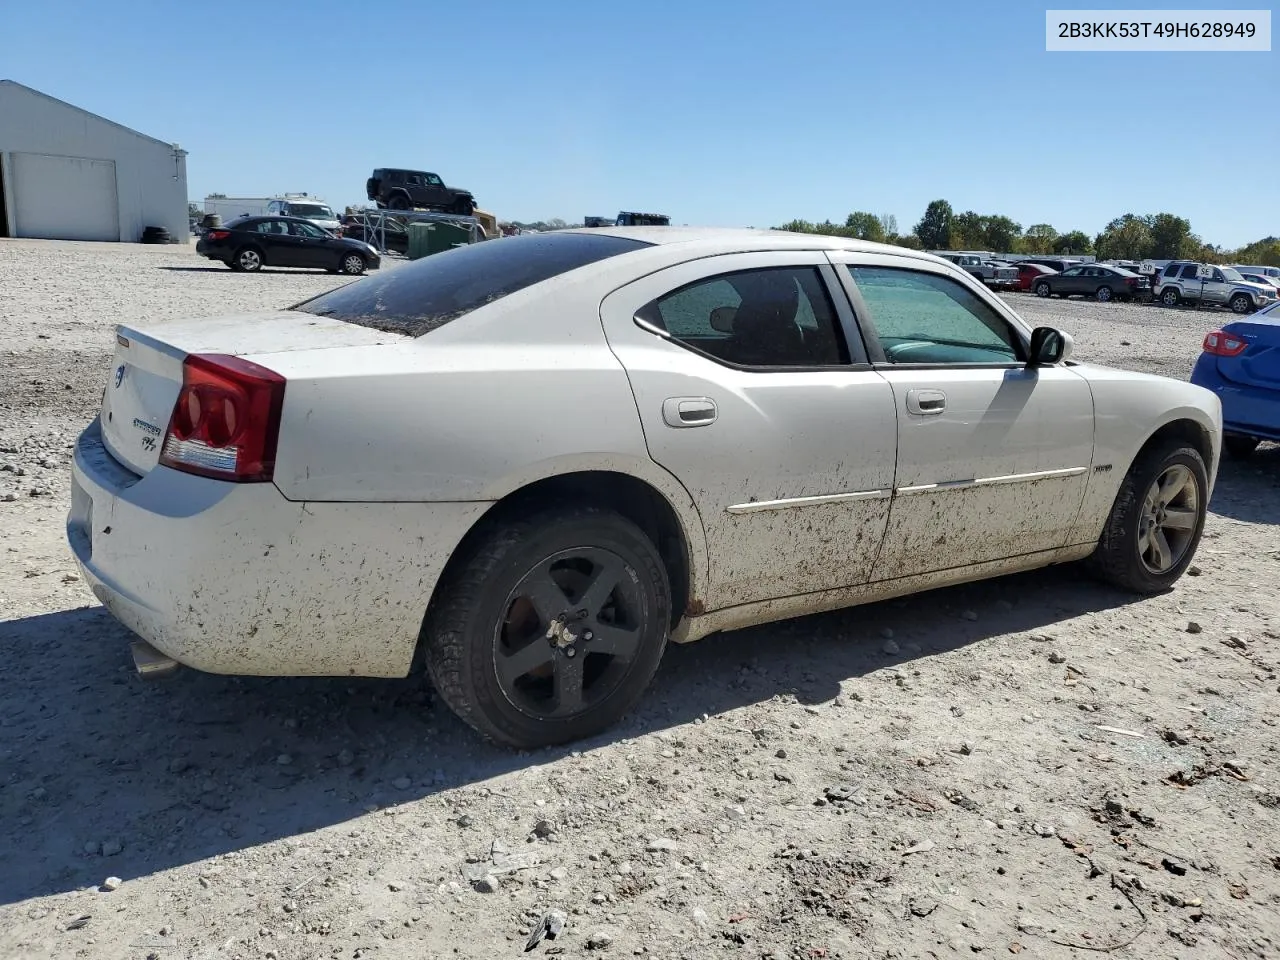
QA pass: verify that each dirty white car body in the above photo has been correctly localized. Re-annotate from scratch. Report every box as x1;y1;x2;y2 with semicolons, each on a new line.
68;228;1223;747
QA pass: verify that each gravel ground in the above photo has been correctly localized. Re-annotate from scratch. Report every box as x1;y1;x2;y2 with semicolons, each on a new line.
1;239;1277;960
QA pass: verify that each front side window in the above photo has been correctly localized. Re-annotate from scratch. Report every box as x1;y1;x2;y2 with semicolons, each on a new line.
1061;266;1084;277
848;266;1021;365
636;267;847;368
290;221;327;238
426;174;444;185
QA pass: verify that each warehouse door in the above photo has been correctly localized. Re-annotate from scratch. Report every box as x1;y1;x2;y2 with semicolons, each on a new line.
11;153;119;241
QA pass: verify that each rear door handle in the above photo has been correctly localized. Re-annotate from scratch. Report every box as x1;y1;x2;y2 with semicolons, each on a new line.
662;397;718;428
905;388;946;415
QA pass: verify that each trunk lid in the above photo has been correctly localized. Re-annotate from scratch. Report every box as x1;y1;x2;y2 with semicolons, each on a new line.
1214;309;1280;391
98;310;400;476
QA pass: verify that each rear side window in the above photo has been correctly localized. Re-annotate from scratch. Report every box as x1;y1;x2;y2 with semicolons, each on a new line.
636;267;847;368
1180;264;1199;279
293;233;651;336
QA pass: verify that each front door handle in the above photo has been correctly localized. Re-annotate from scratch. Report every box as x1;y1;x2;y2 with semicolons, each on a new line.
662;397;718;428
905;388;946;416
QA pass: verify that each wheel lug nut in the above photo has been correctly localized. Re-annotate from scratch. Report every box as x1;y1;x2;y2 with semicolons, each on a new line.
565;647;576;658
583;630;593;641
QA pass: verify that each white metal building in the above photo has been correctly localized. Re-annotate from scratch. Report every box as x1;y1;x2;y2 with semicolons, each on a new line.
0;80;188;243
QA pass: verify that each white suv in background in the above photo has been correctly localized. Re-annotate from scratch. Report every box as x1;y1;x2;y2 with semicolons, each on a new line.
265;196;341;233
1156;261;1277;313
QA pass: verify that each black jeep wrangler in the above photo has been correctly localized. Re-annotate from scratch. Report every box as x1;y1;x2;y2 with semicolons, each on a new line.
366;169;476;215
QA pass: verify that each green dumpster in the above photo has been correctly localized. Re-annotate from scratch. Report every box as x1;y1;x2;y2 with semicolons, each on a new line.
406;221;473;260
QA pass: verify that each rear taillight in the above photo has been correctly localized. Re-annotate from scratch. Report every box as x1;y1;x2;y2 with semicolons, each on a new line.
159;354;286;482
1202;330;1248;357
206;229;230;241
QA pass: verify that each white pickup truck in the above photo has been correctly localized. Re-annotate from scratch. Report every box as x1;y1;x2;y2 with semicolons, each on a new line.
935;252;1019;290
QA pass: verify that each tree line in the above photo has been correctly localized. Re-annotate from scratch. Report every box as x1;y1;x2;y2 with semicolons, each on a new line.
776;200;1280;266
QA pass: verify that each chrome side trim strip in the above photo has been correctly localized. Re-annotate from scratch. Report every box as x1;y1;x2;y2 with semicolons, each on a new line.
896;466;1087;496
727;489;892;514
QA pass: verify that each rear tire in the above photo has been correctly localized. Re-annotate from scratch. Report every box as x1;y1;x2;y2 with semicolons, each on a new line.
1035;282;1051;298
422;506;671;749
1096;286;1113;302
1224;435;1261;459
1085;440;1208;594
1161;288;1181;306
388;194;411;211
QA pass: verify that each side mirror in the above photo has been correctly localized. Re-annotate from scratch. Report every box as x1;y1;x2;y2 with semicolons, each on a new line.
1028;326;1073;366
709;305;737;333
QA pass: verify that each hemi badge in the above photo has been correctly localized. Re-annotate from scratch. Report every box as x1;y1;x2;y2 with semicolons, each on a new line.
117;334;130;347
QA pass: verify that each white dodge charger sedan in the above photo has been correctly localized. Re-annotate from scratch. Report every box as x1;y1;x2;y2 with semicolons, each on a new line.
68;228;1222;747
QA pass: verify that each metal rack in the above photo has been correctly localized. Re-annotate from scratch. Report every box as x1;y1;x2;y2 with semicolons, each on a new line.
346;208;486;254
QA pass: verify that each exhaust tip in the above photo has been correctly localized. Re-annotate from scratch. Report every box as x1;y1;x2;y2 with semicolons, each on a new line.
130;640;180;679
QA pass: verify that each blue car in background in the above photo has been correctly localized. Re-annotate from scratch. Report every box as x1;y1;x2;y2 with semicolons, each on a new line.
1190;300;1280;459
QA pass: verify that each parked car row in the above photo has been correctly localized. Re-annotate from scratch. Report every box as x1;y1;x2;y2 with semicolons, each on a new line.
1011;256;1277;314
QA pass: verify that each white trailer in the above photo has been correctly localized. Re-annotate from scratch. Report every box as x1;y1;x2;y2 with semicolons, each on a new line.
203;196;271;222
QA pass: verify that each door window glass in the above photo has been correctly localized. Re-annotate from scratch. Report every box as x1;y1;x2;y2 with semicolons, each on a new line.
636;267;847;367
848;266;1021;365
291;221;327;239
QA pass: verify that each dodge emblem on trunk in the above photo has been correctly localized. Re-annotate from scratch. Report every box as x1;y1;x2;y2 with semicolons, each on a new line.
114;365;125;388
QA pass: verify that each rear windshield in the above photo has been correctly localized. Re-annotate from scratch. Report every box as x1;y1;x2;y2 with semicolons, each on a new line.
292;232;651;336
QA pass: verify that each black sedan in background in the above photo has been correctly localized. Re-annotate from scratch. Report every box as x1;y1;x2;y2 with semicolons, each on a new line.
196;216;380;274
1032;263;1151;302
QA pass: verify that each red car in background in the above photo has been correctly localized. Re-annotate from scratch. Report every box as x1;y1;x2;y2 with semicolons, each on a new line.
1014;262;1057;292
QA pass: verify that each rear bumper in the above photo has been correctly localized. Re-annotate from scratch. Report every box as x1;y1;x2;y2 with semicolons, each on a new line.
67;418;490;678
1190;361;1280;440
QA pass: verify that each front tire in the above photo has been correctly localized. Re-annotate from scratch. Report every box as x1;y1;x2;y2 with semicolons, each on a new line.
422;506;671;749
1229;293;1253;314
1086;440;1208;594
340;252;366;275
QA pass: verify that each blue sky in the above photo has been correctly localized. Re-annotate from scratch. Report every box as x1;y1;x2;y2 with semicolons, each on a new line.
4;1;1277;245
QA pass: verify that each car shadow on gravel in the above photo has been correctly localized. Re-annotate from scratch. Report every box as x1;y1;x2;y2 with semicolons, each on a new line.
0;561;1140;907
157;266;336;275
1207;444;1280;525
